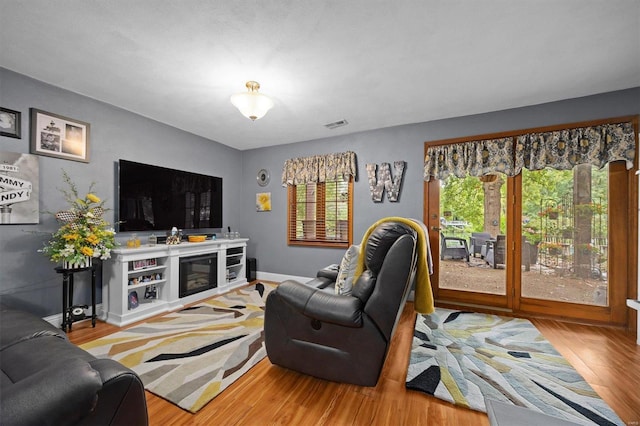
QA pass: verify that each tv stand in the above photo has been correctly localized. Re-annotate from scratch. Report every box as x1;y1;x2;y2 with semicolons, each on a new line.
102;238;248;327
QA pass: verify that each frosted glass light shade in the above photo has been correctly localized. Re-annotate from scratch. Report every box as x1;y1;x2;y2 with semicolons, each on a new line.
230;81;274;121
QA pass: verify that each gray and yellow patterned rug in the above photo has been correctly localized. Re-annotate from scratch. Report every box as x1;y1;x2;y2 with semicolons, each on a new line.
81;283;275;413
406;308;623;426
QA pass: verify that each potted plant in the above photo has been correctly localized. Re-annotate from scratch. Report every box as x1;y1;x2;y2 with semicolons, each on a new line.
540;241;563;255
561;226;573;239
39;171;116;269
538;206;562;220
576;243;599;256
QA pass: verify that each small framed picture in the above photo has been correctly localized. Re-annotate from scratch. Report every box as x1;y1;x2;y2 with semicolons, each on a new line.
133;260;146;270
256;192;272;211
0;107;21;139
30;108;90;163
146;258;157;267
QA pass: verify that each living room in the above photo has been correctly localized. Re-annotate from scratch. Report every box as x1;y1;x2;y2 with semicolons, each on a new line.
1;2;639;425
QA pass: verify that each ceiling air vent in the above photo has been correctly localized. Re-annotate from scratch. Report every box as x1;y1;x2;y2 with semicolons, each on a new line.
324;119;349;130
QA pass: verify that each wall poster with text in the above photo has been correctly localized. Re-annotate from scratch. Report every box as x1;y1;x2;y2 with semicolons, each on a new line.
0;151;39;224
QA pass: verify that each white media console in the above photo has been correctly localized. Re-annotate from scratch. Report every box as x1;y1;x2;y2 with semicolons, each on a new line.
102;238;248;326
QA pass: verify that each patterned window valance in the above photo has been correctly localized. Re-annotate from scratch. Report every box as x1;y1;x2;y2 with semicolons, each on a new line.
282;151;357;186
514;121;636;173
423;137;516;181
424;121;636;181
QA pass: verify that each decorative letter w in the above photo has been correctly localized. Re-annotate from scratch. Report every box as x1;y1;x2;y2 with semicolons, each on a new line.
366;161;405;202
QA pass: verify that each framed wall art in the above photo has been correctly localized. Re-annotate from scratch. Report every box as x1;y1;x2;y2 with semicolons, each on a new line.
256;192;271;211
0;151;40;224
30;108;90;163
0;107;21;139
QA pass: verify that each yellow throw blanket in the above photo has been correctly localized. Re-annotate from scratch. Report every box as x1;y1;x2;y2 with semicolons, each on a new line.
353;217;434;314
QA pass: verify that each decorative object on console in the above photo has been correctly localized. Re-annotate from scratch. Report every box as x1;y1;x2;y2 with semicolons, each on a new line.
165;227;181;244
128;291;139;309
256;192;271;211
187;235;206;242
30;108;90;163
0;151;39;225
230;81;274;121
0;107;21;138
39;170;116;267
126;233;141;248
144;285;157;299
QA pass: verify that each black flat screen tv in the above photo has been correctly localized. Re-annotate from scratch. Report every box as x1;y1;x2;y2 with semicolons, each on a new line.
117;159;222;232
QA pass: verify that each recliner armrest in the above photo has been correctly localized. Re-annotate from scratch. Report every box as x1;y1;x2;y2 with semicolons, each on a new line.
275;280;363;327
85;358;148;426
1;358;102;426
316;264;339;281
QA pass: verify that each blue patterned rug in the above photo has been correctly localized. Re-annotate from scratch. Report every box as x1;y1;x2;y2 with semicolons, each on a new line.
406;308;623;425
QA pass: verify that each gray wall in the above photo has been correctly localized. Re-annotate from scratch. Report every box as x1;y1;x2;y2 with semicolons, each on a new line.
0;68;243;316
1;65;638;317
240;88;640;277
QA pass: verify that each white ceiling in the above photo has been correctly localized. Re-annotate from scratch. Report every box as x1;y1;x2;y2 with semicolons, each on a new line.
1;1;639;151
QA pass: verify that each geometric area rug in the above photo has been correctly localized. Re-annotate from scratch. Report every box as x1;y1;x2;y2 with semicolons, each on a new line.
81;283;276;413
406;308;624;426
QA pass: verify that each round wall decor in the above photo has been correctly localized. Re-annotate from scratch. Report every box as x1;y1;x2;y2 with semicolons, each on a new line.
257;169;270;186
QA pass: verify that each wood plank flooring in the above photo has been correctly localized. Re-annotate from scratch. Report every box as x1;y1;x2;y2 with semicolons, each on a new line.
67;293;640;425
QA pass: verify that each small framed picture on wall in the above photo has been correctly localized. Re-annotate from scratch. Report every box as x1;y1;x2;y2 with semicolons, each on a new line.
0;107;21;139
30;108;90;163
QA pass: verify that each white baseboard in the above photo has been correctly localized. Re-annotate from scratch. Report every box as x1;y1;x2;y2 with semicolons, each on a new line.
40;273;310;328
43;304;103;328
256;271;313;284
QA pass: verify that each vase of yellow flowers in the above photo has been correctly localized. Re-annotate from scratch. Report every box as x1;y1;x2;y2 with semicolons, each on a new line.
40;171;116;268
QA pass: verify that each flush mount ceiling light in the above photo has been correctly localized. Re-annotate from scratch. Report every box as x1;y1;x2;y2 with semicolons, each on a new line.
230;81;274;121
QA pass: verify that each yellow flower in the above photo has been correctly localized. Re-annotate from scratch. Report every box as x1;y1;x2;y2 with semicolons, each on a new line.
257;193;271;211
41;171;116;264
86;234;99;245
86;193;101;203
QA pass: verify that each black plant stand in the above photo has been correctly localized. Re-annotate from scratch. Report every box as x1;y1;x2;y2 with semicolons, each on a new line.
55;263;97;332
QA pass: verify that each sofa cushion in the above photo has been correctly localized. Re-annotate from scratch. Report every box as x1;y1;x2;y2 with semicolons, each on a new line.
1;334;96;384
335;245;360;295
1;358;102;426
0;305;66;349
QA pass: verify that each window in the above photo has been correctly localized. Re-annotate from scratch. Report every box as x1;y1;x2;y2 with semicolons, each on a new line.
287;177;353;247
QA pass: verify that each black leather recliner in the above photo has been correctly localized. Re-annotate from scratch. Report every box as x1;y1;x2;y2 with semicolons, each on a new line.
264;221;418;386
0;304;148;426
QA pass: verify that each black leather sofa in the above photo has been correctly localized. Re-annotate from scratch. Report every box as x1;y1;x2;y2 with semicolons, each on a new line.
0;304;148;426
265;221;418;386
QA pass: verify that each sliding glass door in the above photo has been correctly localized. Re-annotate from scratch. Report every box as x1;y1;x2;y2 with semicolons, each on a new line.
437;174;507;296
426;160;632;324
520;165;609;307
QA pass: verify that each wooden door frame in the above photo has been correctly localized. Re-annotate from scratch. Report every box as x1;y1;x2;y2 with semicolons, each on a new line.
423;115;639;327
